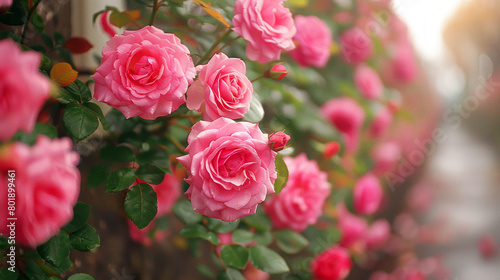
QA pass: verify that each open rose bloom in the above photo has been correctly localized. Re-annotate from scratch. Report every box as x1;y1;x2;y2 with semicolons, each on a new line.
178;118;277;221
290;15;333;68
265;154;331;232
232;0;296;63
0;136;80;247
92;26;195;119
186;53;253;121
0;39;50;141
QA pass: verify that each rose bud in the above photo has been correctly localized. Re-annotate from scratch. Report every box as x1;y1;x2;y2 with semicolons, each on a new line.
323;141;341;159
264;64;288;81
269;131;291;151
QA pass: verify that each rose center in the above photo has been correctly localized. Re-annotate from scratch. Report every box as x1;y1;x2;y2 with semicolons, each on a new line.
127;52;164;86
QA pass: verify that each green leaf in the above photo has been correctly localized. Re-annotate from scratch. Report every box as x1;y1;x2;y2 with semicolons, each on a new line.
31;12;44;33
12;122;57;145
136;164;165;185
41;31;54;50
0;268;19;280
87;164;110;189
0;237;9;250
69;224;100;252
216;268;246;280
232;229;254;244
243;212;272;231
63;202;91;232
64;80;92;103
136;149;171;173
100;145;135;163
243;93;264;123
62;103;99;140
105;168;136;193
274;230;309;254
37;232;72;268
68;274;95;280
274;154;289;195
200;231;219;245
23;259;47;280
84;103;110;130
173;200;203;224
197;264;216;278
254;231;273;246
221;245;249;269
54;32;65;46
249;245;289;274
125;183;158;229
180;224;207;238
0;0;27;26
207;218;240;233
92;6;119;24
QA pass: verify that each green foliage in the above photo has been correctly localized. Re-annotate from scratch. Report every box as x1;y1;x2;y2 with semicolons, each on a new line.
173;200;203;224
125;183;158;229
63;202;91;232
221;245;249;269
62;103;99;140
105;167;136;192
274;230;309;254
249;245;289;274
274;154;289;195
69;224;100;252
37;232;72;268
12;122;57;145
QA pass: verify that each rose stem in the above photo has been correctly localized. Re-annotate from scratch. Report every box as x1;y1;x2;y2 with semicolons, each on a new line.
196;28;233;66
21;0;43;44
149;0;160;26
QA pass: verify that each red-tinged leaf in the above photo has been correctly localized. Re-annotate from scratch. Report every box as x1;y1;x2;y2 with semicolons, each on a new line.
64;37;93;54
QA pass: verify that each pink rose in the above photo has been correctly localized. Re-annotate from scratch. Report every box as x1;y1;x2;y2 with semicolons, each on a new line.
311;246;352;280
340;27;374;65
321;97;365;153
232;0;296;63
365;219;391;250
354;65;383;100
177;118;277;221
0;0;12;7
337;205;368;248
370;107;393;138
268;131;291;151
127;219;168;247
264;154;331;232
389;40;418;84
289;15;332;68
323;141;341;159
0;136;80;247
479;235;498;259
186;53;253;121
0;39;50;141
92;26;195;119
353;173;383;215
372;142;401;176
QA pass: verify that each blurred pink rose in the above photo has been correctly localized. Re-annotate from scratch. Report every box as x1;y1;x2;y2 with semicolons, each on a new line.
370;107;393;138
232;0;296;63
268;131;290;151
389;41;418;84
128;219;168;247
354;173;383;215
365;219;391;250
311;246;352;280
0;136;80;247
92;26;195;119
186;53;253;121
178;118;277;221
323;141;341;159
369;271;393;280
338;205;368;248
340;27;374;65
321;97;365;153
354;65;383;100
0;39;50;141
372;142;401;176
0;0;12;7
244;263;270;280
478;235;498;259
289;15;332;67
264;154;331;232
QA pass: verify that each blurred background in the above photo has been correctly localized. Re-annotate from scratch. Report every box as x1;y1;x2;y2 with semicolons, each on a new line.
6;0;500;279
